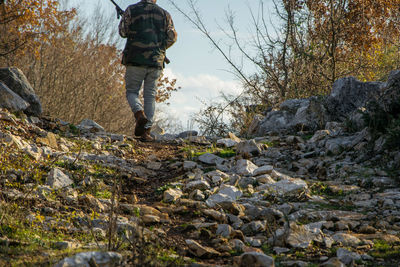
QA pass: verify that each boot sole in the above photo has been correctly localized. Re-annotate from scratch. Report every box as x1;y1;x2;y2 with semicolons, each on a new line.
134;117;148;136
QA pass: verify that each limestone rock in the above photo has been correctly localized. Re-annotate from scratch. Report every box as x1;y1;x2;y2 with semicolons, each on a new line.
336;248;361;265
77;119;105;133
239;252;275;267
46;168;73;189
331;233;361;247
0;82;30;112
217;138;239;148
198;153;225;165
286;223;324;249
253;165;274;176
54;251;122;267
163;188;182;203
0;67;42;115
236;159;258;176
178;130;198;138
326;76;382;121
185;239;220;258
237;139;263;156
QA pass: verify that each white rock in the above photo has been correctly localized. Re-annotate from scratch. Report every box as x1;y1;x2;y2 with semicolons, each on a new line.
264;178;308;196
253;165;274;176
163;188;182;203
54;251;122;267
336;248;361;265
236;139;263;156
236;159;258;176
198;153;225;165
219;184;243;199
46;168;73;189
332;233;361;247
217;138;238;148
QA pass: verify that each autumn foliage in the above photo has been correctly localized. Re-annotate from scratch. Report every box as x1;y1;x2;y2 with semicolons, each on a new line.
0;0;179;134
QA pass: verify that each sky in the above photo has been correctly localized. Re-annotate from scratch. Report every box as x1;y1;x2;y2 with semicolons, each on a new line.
68;0;277;131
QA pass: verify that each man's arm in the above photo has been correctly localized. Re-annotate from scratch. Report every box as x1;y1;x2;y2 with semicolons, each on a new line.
165;12;177;49
118;8;130;38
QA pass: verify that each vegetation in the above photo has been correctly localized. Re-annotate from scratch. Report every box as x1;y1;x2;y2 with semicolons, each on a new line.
169;0;400;135
0;0;179;135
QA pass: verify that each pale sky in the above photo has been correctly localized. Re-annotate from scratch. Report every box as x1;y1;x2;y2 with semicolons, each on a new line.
68;0;276;130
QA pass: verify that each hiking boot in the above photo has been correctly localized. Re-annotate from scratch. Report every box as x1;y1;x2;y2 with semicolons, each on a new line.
141;128;154;142
134;110;148;137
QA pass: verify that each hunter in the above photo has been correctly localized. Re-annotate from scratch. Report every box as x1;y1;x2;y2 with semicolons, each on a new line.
119;0;177;141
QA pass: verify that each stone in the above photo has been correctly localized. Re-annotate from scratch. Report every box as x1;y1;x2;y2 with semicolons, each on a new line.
77;119;105;132
46;168;73;189
216;224;233;238
217;138;239;148
257;97;328;135
239;252;275;267
238;177;256;188
326;76;382;121
189;189;205;201
336;248;361;265
185;239;220;258
253;165;274;176
54;251;122;267
255;174;276;185
331;233;361;247
219;184;243;199
178;130;198;138
0;82;30;112
163;188;182;203
53;241;80;250
23;143;42;161
237;139;263;156
0;67;42;115
36;132;58;149
185;180;210;191
78;195;106;212
264;178;308;197
241;221;266;236
198;153;225;165
236;159;258;176
320;257;345;267
146;161;162;170
286;223;324;249
183;161;197;170
203;209;227;223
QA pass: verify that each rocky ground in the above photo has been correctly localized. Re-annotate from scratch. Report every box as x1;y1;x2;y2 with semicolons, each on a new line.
0;106;400;267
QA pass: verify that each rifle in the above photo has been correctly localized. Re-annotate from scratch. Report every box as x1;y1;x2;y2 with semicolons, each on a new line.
109;0;171;64
109;0;124;19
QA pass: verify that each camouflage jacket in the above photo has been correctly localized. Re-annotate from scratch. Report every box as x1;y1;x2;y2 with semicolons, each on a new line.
119;0;177;68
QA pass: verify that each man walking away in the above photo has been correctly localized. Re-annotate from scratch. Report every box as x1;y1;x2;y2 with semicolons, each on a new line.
119;0;177;141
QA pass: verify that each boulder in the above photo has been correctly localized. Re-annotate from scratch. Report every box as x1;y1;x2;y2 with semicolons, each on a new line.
257;97;328;135
0;82;30;112
325;76;382;121
0;67;42;115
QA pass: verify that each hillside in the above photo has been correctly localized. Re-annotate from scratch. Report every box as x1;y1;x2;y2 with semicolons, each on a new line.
1;69;400;267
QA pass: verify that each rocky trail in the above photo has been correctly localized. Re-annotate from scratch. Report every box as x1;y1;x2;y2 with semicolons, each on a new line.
1;67;400;267
0;108;399;267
